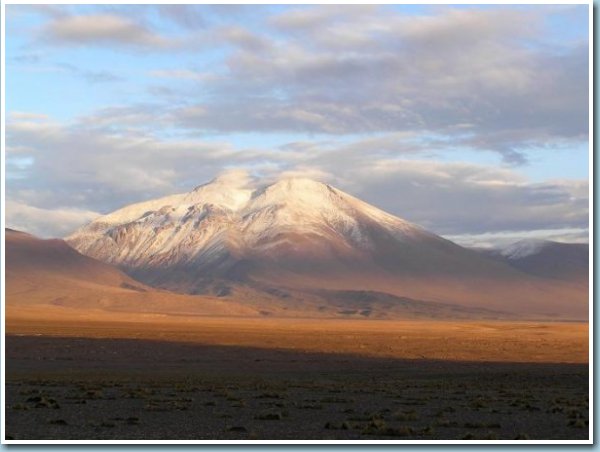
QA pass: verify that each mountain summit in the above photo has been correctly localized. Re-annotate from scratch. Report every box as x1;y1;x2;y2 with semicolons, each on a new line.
67;175;438;274
67;174;588;319
478;239;589;282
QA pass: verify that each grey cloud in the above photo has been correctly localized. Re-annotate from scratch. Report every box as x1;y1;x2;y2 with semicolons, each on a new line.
6;5;589;242
164;6;588;164
23;6;587;164
7;4;69;19
157;5;206;29
217;26;272;52
11;53;42;64
58;63;124;84
6;115;588;240
270;5;379;31
149;69;214;82
341;161;588;236
42;13;175;49
75;105;171;133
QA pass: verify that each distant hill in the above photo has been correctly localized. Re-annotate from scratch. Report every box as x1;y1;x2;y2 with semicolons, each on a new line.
476;239;588;283
5;228;258;316
6;228;144;289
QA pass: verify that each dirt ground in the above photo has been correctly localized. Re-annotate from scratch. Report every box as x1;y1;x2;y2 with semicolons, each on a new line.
3;311;590;441
5;306;589;363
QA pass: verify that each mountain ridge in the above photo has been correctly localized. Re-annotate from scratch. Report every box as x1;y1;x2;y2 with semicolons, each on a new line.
7;227;517;320
476;239;588;282
66;174;588;320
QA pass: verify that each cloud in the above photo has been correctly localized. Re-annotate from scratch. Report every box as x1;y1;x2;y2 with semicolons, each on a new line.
445;228;589;249
58;63;123;83
7;4;68;20
7;112;50;121
217;25;271;52
210;168;255;188
158;5;588;164
6;114;588;240
156;5;206;29
5;5;589;241
339;160;588;236
270;5;378;31
10;53;42;64
42;13;174;49
5;114;268;218
14;5;589;164
149;69;213;82
6;200;100;238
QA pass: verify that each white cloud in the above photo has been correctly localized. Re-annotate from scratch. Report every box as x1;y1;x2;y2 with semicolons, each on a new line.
6;200;100;238
5;114;589;242
7;112;50;121
446;228;589;249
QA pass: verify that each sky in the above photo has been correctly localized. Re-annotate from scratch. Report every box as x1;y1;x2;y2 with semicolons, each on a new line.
4;3;590;247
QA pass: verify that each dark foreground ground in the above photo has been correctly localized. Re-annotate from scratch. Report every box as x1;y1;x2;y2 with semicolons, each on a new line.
4;335;589;441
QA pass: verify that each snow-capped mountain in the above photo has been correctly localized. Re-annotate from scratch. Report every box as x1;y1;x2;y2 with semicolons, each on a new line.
66;173;588;319
500;239;553;260
70;175;430;257
481;239;589;282
67;173;455;279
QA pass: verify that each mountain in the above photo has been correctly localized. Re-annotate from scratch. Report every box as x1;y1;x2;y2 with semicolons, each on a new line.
7;227;491;320
66;175;588;320
6;228;140;289
477;239;588;282
5;228;259;317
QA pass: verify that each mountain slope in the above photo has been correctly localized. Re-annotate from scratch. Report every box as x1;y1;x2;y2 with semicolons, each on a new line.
66;175;588;319
478;239;589;282
9;228;495;320
5;228;258;316
6;228;142;289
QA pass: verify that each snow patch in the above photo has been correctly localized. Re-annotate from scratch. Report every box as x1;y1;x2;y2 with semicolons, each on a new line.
500;239;550;260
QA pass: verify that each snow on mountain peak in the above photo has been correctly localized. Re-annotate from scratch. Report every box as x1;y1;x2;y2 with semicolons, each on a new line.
250;177;338;208
185;176;253;212
500;239;551;260
66;172;432;269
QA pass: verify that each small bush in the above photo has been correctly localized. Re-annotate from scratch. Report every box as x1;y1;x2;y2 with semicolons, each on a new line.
48;419;68;425
255;411;283;420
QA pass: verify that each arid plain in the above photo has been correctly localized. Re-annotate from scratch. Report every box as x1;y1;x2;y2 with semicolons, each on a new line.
5;304;589;440
4;214;590;441
6;307;588;364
